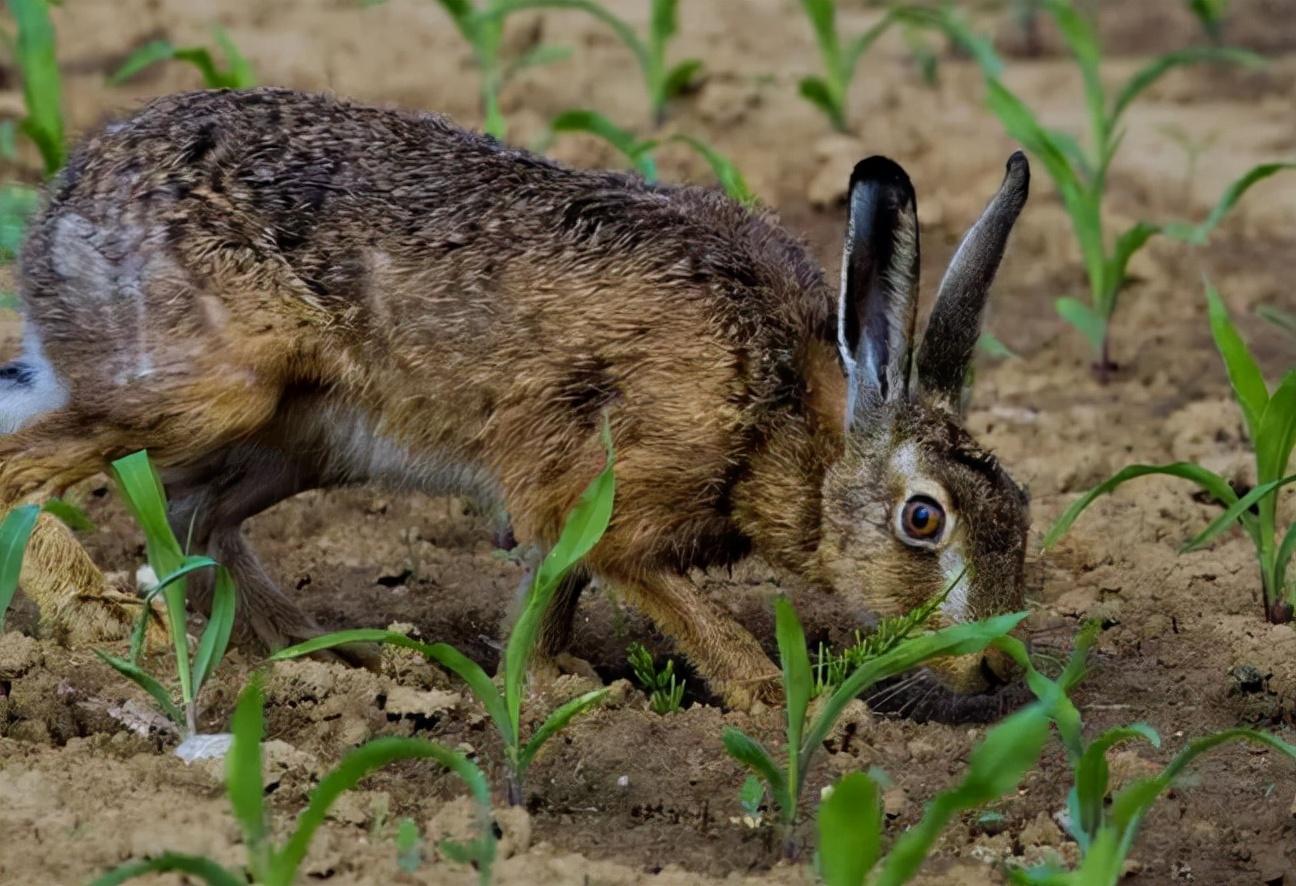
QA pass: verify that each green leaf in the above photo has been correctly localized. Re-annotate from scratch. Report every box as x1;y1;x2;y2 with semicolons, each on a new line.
798;76;843;131
169;47;225;89
41;497;94;532
95;650;183;725
739;774;764;815
270;737;494;885
395;817;422;873
1110;47;1263;128
270;628;510;746
0;182;40;261
190;565;236;693
1166;163;1296;247
494;1;650;90
1257;305;1296;338
0;504;40;632
1275;521;1296;599
108;39;178;85
504;422;615;747
722;727;790;822
774;596;811;805
227;677;268;871
661;58;702;99
1205;281;1269;440
87;853;244;886
1043;463;1239;550
1256;372;1296;487
649;0;679;46
519;687;609;771
7;0;65;175
1104;221;1161;302
1044;0;1105;151
842;11;899;78
976;332;1018;360
212;26;255;89
874;701;1054;884
551;109;657;180
668;134;756;206
817;772;882;886
1070;724;1160;848
503;43;571;81
1055;297;1106;352
1180;474;1296;552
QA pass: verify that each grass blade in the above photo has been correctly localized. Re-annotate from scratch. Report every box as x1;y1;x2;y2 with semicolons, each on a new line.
551;109;656;179
40;497;94;532
519;687;609;771
1104;221;1161;301
662;58;702;99
1180;474;1296;552
1070;724;1160;848
668;134;755;206
1256;372;1296;487
88;853;244;886
1205;281;1268;438
1055;297;1107;353
227;677;268;864
7;0;65;175
774;596;811;804
722;727;790;819
95;650;183;725
212;26;255;88
190;565;236;693
0;504;40;632
1258;305;1296;337
1043;463;1239;549
1166;163;1296;246
798;76;842;130
270;737;493;885
1275;521;1296;598
1110;47;1263;127
109;39;177;84
817;771;882;886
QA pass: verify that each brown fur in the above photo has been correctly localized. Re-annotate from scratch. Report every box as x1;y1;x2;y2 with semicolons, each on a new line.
1;88;1031;710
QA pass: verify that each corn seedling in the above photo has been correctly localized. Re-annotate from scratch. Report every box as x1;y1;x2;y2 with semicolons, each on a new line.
5;0;65;175
111;26;256;89
550;109;756;205
499;0;700;127
1046;282;1296;623
627;641;685;714
945;0;1266;378
273;421;616;805
1187;0;1230;43
91;678;497;886
723;595;1028;859
796;2;999;132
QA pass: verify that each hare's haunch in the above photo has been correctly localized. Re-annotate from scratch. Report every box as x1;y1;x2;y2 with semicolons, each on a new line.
0;88;1030;712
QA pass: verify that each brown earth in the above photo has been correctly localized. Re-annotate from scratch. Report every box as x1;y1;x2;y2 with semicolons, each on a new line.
2;0;1296;883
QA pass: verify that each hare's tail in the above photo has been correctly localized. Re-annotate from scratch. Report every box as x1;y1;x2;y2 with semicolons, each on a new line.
0;328;69;435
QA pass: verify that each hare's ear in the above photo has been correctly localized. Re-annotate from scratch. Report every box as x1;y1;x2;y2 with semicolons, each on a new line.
838;156;920;425
916;152;1030;413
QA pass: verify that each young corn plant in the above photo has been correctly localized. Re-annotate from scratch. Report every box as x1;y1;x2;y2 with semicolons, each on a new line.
813;625;1094;885
549;109;756;205
1045;283;1296;623
796;2;1000;132
500;0;700;127
110;26;256;89
97;450;237;739
627;641;685;714
5;0;65;175
90;678;497;886
723;595;1028;859
273;423;616;805
948;0;1269;378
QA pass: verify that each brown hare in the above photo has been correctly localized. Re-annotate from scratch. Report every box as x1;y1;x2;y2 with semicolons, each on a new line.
0;88;1030;712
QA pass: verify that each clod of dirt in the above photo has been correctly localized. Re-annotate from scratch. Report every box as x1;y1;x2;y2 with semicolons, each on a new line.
1019;810;1064;848
428;796;532;860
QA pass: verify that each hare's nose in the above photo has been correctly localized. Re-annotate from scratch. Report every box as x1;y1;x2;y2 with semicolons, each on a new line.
979;648;1023;688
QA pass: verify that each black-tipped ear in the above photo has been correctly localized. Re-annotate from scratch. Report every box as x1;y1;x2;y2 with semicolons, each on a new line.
916;152;1030;413
838;156;921;423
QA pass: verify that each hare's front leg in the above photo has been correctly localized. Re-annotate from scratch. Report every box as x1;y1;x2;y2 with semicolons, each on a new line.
613;571;781;711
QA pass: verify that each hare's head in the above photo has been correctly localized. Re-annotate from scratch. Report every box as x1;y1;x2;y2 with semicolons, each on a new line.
817;153;1032;719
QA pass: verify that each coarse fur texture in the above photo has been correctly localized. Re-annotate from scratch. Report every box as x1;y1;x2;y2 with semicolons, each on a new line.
0;87;1031;712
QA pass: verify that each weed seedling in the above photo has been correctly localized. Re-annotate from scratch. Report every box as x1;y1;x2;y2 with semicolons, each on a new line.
111;26;256;89
627;641;685;714
724;595;1028;859
273;422;617;805
501;0;699;127
811;592;946;697
1046;282;1296;623
549;109;755;204
90;678;497;886
5;0;65;175
946;0;1272;377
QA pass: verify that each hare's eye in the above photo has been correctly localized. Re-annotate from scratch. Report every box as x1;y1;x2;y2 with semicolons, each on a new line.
900;496;945;543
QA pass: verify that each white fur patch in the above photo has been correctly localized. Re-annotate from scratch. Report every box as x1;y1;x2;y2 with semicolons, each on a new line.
0;326;70;434
939;546;971;622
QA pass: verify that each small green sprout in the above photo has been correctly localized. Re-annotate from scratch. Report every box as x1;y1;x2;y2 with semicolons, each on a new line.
5;0;65;175
811;591;945;697
738;773;764;826
627;641;685;714
90;678;497;886
111;26;256;89
1046;282;1296;623
501;0;700;127
274;421;617;805
549;109;756;205
723;595;1028;859
395;817;424;873
943;0;1272;378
